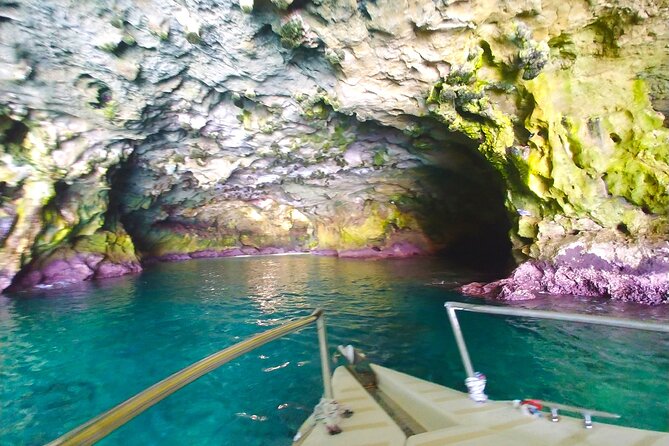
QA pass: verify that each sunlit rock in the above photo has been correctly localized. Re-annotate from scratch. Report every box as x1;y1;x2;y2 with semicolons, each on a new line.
0;0;667;303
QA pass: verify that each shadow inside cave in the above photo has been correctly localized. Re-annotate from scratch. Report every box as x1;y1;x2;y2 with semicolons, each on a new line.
401;159;513;274
103;111;514;277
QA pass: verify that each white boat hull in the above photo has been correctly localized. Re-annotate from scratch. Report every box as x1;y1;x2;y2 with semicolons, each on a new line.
295;365;669;446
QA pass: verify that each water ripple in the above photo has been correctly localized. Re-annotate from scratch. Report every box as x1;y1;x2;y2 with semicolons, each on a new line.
1;256;667;445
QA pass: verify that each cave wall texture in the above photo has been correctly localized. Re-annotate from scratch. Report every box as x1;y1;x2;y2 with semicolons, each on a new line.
0;0;668;302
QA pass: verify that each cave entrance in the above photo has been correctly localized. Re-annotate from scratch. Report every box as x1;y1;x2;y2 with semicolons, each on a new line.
104;108;513;274
404;130;513;272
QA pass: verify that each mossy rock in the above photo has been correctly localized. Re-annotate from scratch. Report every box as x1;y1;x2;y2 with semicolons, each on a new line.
427;29;669;251
279;18;305;49
73;230;139;263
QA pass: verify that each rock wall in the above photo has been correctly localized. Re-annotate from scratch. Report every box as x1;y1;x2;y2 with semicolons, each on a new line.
0;0;668;302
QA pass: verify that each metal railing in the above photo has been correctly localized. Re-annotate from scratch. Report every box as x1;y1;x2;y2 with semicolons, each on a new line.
47;309;332;446
445;301;669;378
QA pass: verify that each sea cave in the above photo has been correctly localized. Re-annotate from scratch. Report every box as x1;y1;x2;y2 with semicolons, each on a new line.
1;0;668;444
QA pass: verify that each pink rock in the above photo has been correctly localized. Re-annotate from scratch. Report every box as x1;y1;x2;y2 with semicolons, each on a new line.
460;240;669;305
259;247;286;255
219;248;245;257
338;243;423;259
459;282;488;296
0;275;11;291
13;270;43;289
41;257;95;284
311;249;338;257
94;261;141;279
156;253;192;261
388;242;423;257
338;247;384;258
482;280;507;295
11;252;143;290
503;289;536;300
190;249;221;258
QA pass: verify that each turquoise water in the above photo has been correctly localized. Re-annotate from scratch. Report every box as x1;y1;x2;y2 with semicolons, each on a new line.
1;255;668;445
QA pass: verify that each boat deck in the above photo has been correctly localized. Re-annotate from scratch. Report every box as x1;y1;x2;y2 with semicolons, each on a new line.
295;365;669;446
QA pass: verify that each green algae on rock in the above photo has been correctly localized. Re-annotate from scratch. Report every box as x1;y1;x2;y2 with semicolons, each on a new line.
0;0;667;303
427;19;669;260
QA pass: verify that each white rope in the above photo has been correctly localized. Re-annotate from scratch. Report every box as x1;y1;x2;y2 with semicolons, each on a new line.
465;372;488;402
312;398;353;435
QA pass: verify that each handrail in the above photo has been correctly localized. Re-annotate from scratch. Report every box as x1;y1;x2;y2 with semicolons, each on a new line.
47;309;331;446
445;301;669;378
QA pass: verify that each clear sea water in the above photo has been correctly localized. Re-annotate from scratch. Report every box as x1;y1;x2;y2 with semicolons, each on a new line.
1;255;668;445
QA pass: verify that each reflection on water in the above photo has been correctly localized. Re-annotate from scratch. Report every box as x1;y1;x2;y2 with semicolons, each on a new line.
0;255;668;445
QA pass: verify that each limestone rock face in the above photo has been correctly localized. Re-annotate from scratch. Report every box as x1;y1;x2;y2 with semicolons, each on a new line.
461;234;669;304
0;0;668;302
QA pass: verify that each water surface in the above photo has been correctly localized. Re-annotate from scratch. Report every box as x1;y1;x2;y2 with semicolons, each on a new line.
1;255;668;445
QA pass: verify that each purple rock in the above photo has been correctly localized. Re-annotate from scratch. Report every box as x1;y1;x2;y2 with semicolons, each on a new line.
459;282;488;296
14;270;43;289
189;248;244;258
338;243;423;259
338;247;384;258
460;240;669;305
156;253;192;262
311;249;339;257
0;274;11;291
82;253;106;269
94;261;142;279
190;249;222;258
11;251;143;290
220;248;245;257
259;247;286;255
387;242;423;257
41;257;96;284
504;288;536;301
